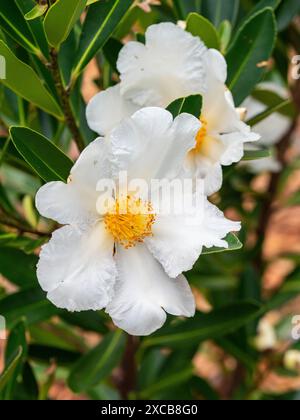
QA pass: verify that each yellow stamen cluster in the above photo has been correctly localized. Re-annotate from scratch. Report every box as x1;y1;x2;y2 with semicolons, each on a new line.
104;195;156;249
194;117;208;152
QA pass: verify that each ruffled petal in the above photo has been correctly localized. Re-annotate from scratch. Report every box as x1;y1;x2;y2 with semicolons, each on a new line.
36;139;110;225
86;84;139;136
118;22;207;107
106;244;195;336
37;223;116;311
110;107;200;185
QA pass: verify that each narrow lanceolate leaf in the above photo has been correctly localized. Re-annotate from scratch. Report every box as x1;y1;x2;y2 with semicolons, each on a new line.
201;0;240;27
44;0;87;49
0;41;63;119
202;233;242;255
242;148;272;161
0;246;38;287
247;100;293;127
167;95;202;119
25;4;48;20
226;8;277;106
0;1;40;55
0;288;60;327
143;301;261;348
68;330;126;392
71;0;133;80
186;13;220;50
10;127;73;183
0;347;23;393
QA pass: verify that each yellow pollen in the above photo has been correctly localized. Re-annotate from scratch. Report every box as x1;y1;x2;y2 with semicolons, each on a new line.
104;195;156;249
194;117;208;152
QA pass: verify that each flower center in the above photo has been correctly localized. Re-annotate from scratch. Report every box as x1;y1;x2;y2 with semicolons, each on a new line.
104;195;156;249
194;117;208;152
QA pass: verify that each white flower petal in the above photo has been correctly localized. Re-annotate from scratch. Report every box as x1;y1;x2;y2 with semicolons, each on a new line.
204;49;227;84
110;107;200;184
118;22;207;107
201;200;241;249
86;84;139;136
37;223;116;312
106;244;195;336
36;138;110;225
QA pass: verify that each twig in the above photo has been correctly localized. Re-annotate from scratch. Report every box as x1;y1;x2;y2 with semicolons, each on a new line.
116;335;139;399
0;213;50;238
49;48;85;152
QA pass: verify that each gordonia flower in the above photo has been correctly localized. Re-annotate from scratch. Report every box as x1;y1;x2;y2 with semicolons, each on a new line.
87;22;259;195
242;82;291;173
36;107;240;336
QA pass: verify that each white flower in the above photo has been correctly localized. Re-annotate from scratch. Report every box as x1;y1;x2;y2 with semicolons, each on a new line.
87;23;259;194
36;107;240;336
184;49;260;195
242;82;291;174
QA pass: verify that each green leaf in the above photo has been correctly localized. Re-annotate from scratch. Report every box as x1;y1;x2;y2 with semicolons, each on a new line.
0;288;61;327
226;8;277;105
201;0;240;27
247;99;293;127
173;0;202;19
277;0;300;31
250;88;296;119
143;301;261;348
10;126;73;182
0;246;38;287
0;1;40;55
202;233;242;255
15;0;49;59
218;20;232;54
186;12;220;49
44;0;87;49
25;4;48;20
167;95;202;119
0;41;63;119
139;366;194;399
71;0;133;80
68;330;126;392
242;148;272;161
0;347;23;394
2;321;27;399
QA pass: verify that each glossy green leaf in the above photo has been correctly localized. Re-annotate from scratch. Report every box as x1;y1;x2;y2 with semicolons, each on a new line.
242;148;272;161
143;301;261;348
10;127;73;182
139;366;194;399
0;1;40;55
186;12;220;49
15;0;49;59
202;233;242;255
247;99;293;127
277;0;300;31
25;4;48;20
0;288;61;327
0;41;63;119
44;0;87;49
173;0;202;19
68;330;126;392
2;321;27;399
0;347;23;394
201;0;240;27
226;8;277;105
0;246;38;287
71;0;133;80
167;95;202;119
218;20;232;53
